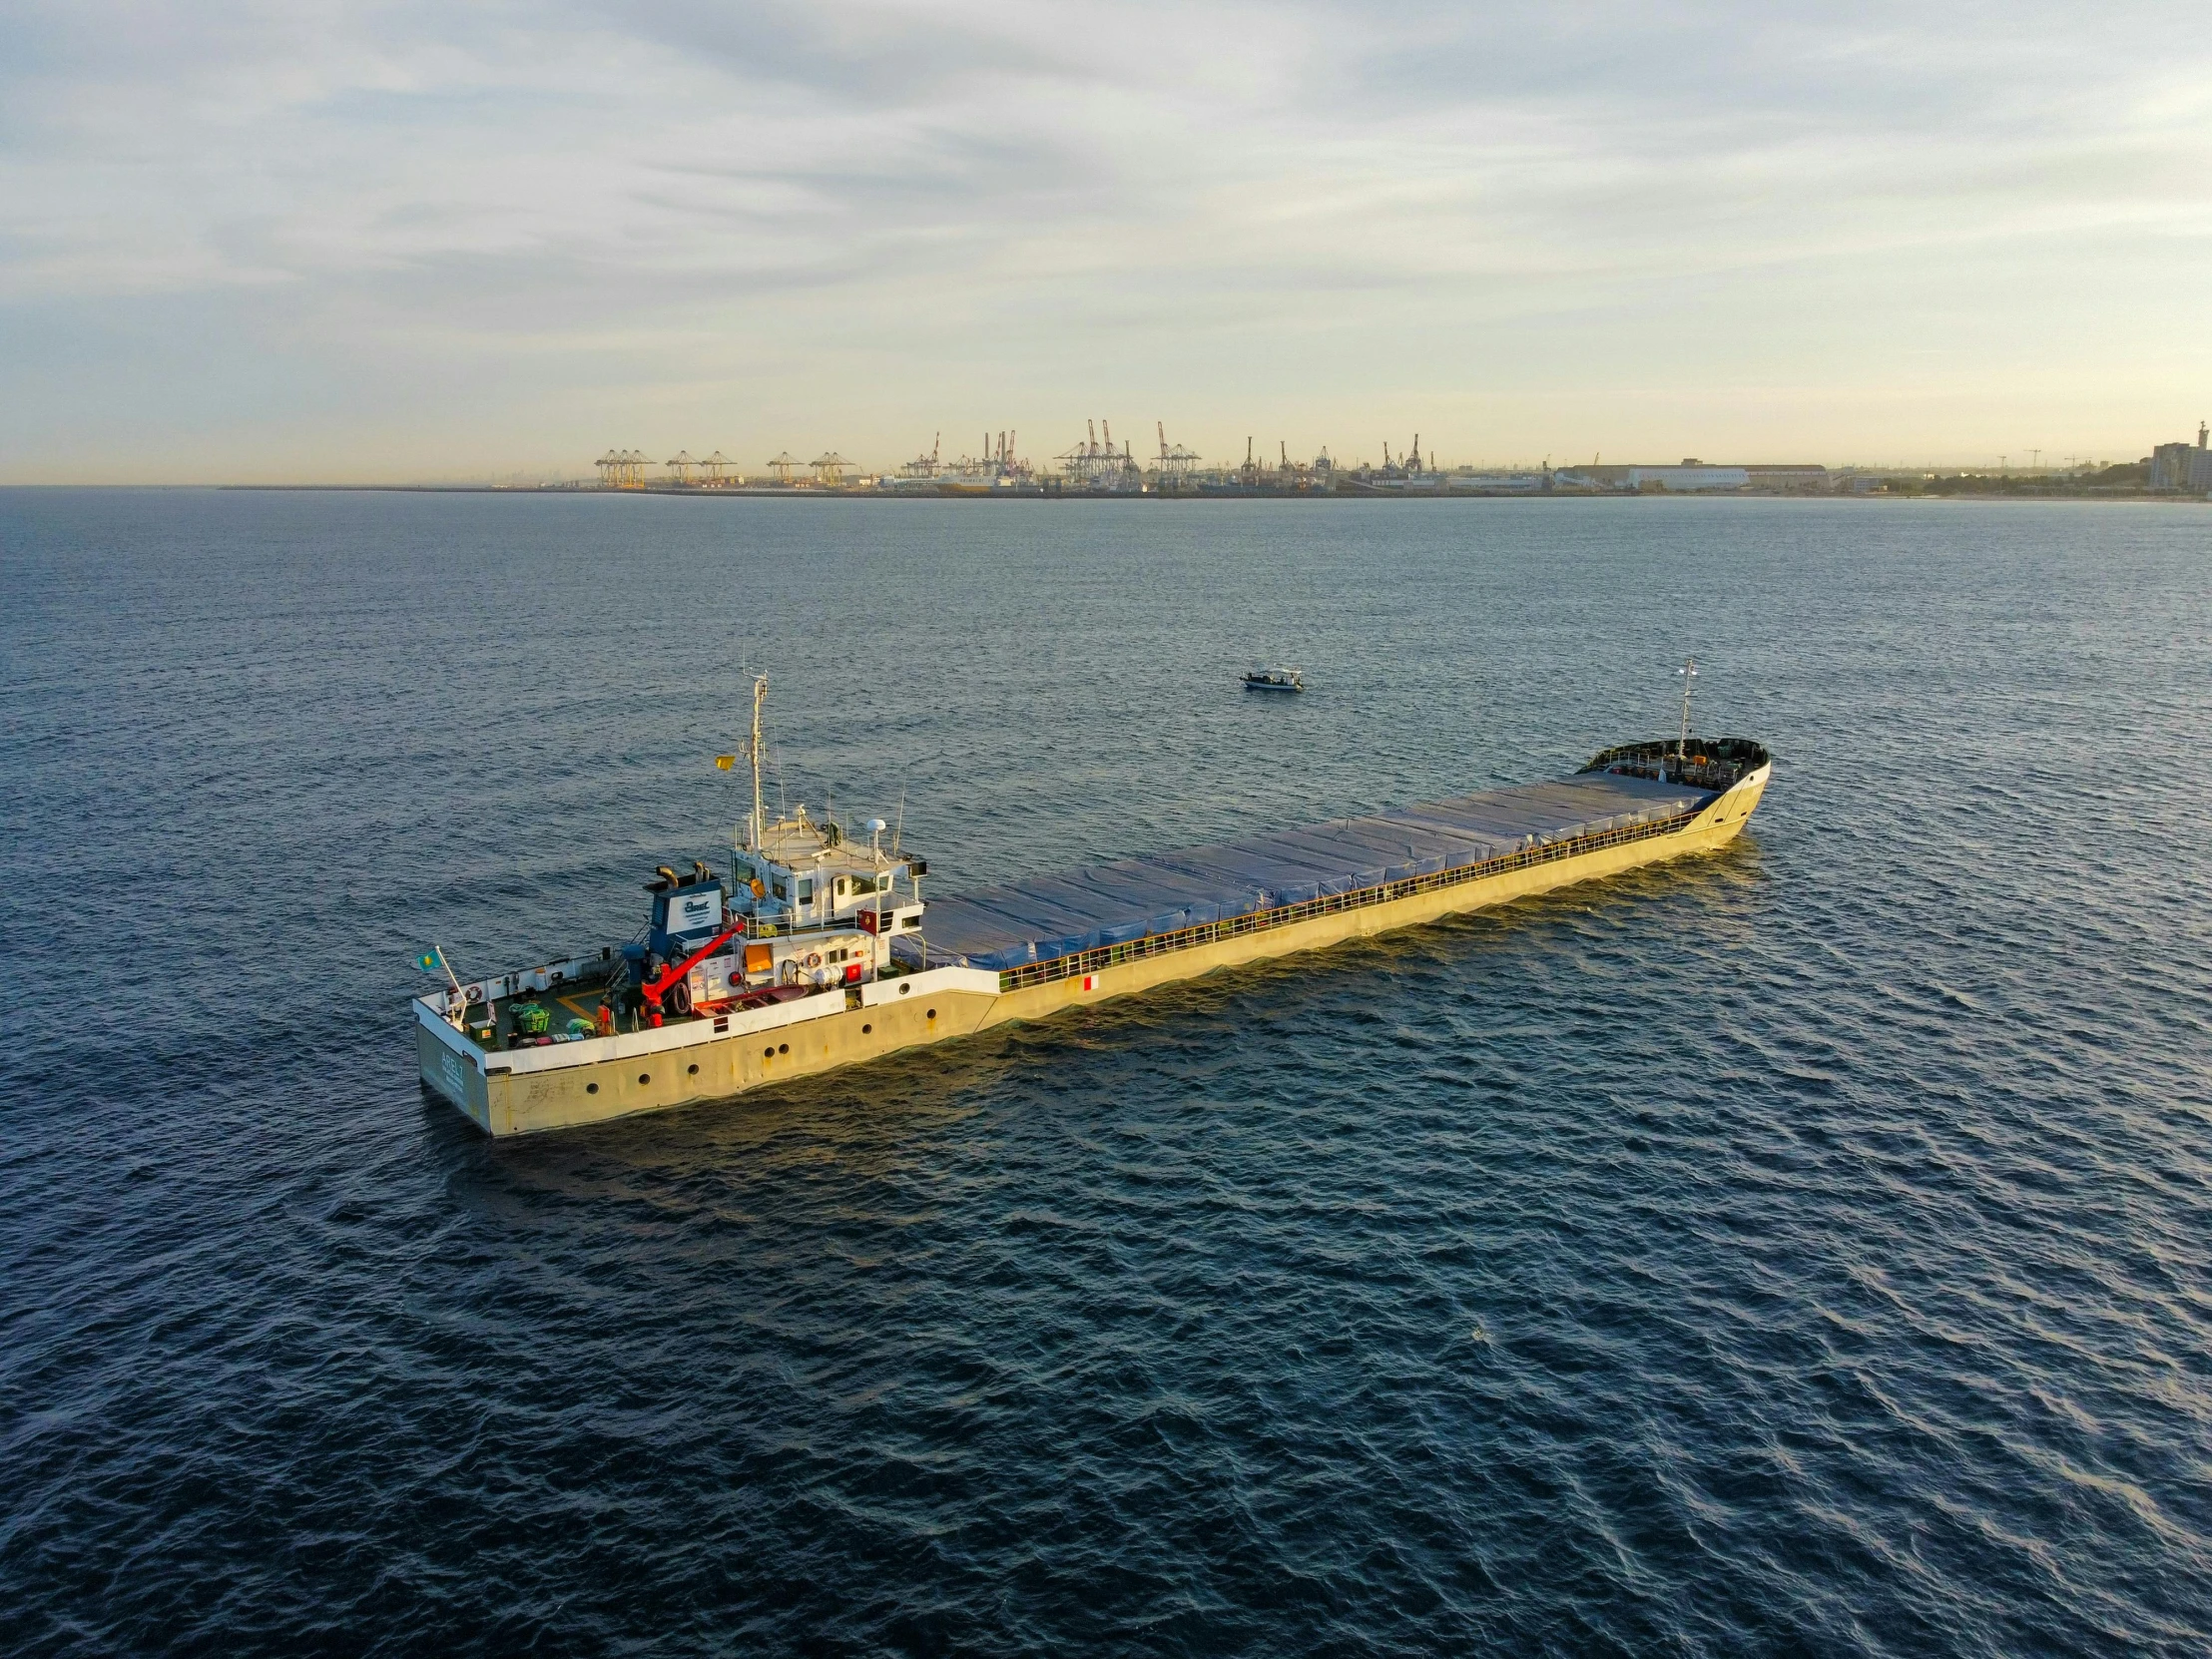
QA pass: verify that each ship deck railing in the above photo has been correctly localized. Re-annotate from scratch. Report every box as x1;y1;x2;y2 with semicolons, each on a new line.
987;800;1707;994
1593;760;1746;792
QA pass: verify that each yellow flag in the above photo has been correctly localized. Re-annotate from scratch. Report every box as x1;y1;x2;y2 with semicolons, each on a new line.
715;755;737;771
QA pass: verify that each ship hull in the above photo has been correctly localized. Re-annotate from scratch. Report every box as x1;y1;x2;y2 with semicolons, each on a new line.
419;763;1768;1137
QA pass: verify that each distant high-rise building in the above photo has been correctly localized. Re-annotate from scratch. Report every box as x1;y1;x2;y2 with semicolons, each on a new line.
2148;423;2212;493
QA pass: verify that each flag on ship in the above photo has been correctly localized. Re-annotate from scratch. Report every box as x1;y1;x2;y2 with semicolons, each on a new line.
415;947;446;974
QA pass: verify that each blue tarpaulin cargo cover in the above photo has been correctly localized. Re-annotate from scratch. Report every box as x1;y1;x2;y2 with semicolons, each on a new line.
896;771;1712;972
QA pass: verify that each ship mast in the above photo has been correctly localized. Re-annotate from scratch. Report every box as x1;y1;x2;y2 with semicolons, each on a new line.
749;674;768;850
1676;656;1697;777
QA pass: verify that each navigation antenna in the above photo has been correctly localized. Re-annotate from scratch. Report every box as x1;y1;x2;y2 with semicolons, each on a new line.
1675;657;1698;778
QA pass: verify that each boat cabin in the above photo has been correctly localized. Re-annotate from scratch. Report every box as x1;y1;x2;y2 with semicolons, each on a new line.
733;804;925;938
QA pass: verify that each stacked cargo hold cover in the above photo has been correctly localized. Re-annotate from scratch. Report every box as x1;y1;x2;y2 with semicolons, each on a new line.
899;771;1713;973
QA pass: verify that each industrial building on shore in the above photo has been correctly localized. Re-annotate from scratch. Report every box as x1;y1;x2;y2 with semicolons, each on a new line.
581;432;1836;497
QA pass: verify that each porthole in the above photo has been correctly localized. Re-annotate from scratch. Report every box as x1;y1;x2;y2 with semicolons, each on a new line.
586;1083;599;1095
638;1073;650;1085
687;1063;699;1076
899;983;910;996
861;1023;871;1034
765;1046;776;1058
926;1008;936;1019
778;1042;789;1054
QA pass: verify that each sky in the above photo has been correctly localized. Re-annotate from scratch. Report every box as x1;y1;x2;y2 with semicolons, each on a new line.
3;0;2210;483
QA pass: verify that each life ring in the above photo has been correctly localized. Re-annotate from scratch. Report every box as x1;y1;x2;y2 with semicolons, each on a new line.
667;979;694;1017
805;951;822;968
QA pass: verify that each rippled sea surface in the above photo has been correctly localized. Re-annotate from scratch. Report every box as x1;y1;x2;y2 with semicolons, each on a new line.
5;490;2212;1655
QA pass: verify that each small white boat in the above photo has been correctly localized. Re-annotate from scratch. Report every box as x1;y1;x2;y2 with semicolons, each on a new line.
1242;667;1304;693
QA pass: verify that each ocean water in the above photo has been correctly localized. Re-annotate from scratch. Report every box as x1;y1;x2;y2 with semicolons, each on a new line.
3;489;2210;1655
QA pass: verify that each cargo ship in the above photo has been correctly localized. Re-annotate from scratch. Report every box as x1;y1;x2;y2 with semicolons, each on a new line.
415;676;1771;1137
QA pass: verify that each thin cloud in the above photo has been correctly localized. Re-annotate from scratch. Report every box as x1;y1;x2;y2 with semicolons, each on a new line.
2;0;2208;477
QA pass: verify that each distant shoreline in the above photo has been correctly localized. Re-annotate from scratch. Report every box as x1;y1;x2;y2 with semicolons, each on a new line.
177;483;2203;503
0;481;2189;502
